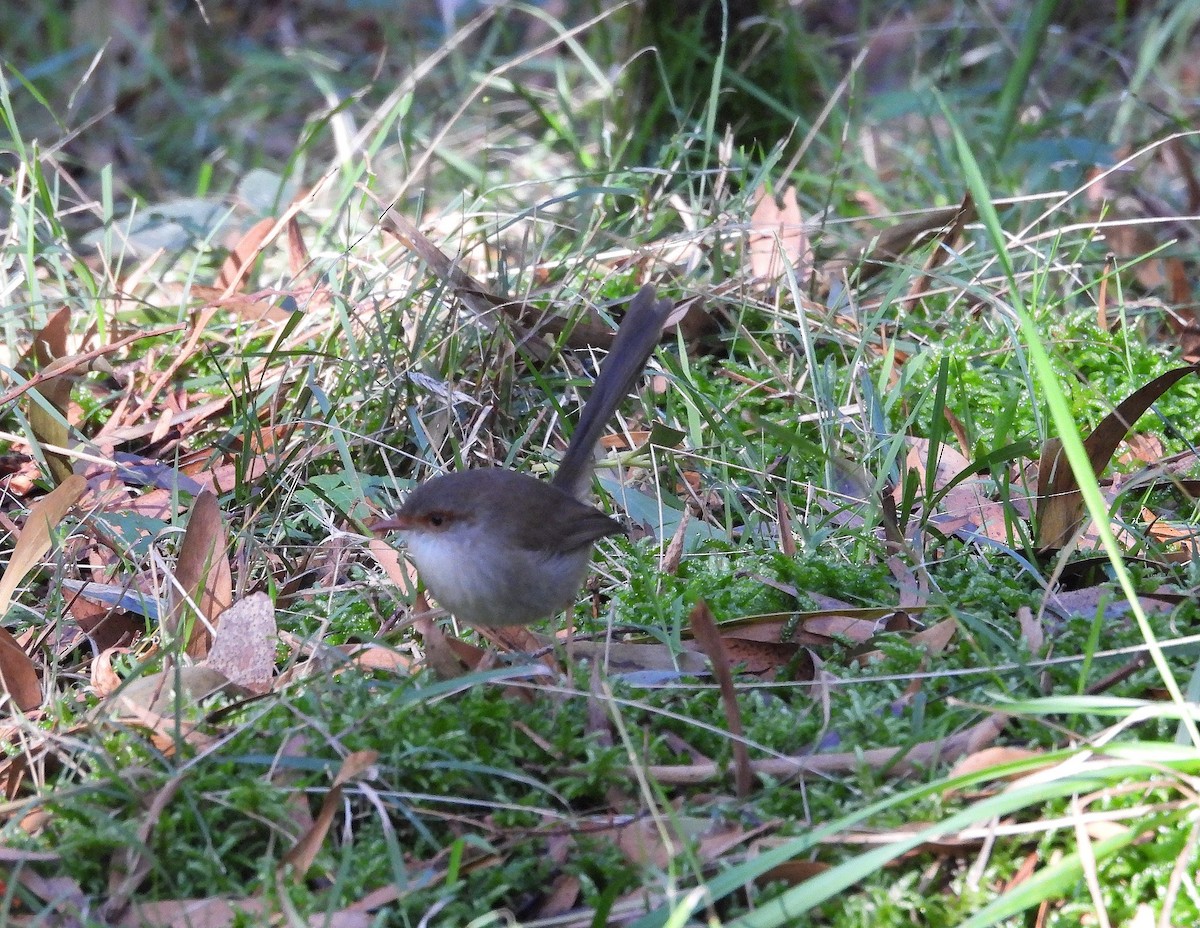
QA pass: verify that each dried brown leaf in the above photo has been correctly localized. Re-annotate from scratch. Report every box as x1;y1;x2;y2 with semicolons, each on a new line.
363;537;414;588
413;604;471;678
888;556;926;608
776;492;796;558
285;216;311;276
1004;850;1040;893
854;615;951;668
216;217;275;292
91;646;127;698
911;616;957;654
689;600;751;798
1036;364;1200;549
1098;197;1188;298
853;205;964;281
531;872;581;919
281;750;378;877
1017;606;1045;657
341;643;411;674
477;623;548;656
901;192;975;312
116;665;232;716
29;305;71;367
14;870;85;919
661;504;689;575
1051;585;1176;622
612;816;771;872
929;497;1017;545
1118;433;1164;466
567;640;710;674
165;490;232;658
753;859;831;886
696;819;776;862
0;627;41;713
720;636;805;677
948;746;1046;782
0;737;35;801
0;474;86;619
27;355;76;484
1097;252;1114;332
118;897;267;928
749;184;811;283
186;455;275;496
203;593;278;694
906;438;972;496
612;817;674;870
801;615;887;643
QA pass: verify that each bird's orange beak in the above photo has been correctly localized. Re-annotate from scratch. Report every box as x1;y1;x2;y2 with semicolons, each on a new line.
372;514;414;533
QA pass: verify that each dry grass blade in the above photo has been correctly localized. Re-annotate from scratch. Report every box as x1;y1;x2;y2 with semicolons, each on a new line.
377;205;624;351
0;324;189;409
377;207;503;317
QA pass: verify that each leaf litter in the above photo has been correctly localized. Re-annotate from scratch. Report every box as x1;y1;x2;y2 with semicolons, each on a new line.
1;120;1199;925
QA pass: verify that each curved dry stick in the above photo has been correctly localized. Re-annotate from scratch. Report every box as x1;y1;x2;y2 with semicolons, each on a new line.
636;713;1010;786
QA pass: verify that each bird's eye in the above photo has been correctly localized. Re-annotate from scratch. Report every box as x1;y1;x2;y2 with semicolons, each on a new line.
428;513;445;527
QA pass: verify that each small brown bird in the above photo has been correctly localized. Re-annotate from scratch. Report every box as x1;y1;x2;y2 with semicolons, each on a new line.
376;285;673;626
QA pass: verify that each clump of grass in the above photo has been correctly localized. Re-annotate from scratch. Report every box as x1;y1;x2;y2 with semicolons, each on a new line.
2;2;1200;925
